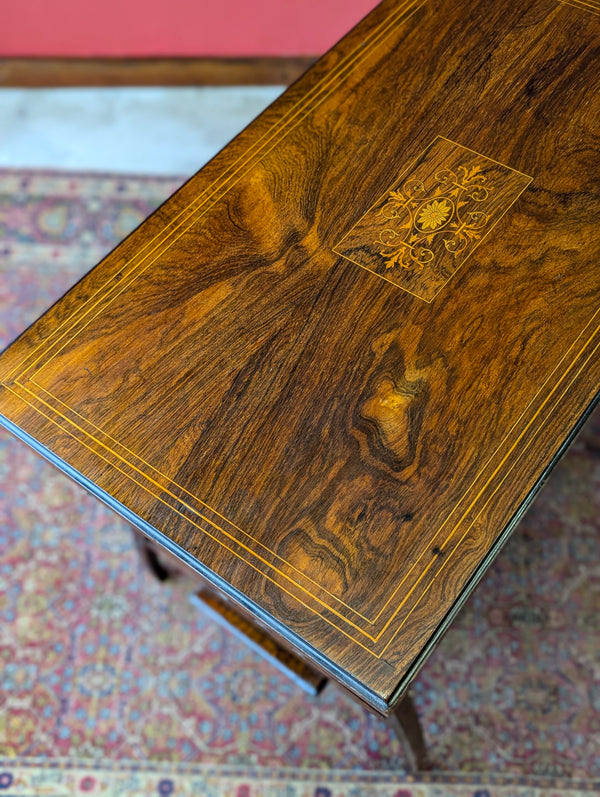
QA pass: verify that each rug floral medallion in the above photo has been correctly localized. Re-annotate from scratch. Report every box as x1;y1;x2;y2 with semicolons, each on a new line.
0;169;598;792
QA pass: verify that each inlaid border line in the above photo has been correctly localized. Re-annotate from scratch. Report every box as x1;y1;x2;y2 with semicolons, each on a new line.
5;0;425;383
14;307;600;639
379;333;600;654
7;322;600;657
22;377;378;626
558;0;600;15
22;294;600;626
3;382;384;653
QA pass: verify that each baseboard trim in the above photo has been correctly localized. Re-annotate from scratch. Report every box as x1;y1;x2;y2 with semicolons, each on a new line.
0;56;316;87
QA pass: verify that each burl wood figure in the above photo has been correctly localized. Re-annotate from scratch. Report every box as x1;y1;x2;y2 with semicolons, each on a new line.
0;0;598;771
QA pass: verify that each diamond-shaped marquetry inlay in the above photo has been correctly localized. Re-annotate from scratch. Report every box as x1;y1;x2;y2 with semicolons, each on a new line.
334;137;532;302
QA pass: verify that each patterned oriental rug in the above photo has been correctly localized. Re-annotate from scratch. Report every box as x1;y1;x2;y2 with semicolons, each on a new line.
0;169;599;791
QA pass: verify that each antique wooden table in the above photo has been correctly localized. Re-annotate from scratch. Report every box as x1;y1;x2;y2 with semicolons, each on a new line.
1;0;599;772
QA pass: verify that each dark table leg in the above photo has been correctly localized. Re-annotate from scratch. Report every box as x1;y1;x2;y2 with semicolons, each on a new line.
388;692;432;771
586;437;600;456
132;532;172;581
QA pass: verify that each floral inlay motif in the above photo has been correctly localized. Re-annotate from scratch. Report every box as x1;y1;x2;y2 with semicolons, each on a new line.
333;136;533;302
374;164;492;273
416;199;452;231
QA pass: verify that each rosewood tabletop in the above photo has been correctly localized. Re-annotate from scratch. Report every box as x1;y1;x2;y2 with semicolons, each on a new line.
0;0;599;715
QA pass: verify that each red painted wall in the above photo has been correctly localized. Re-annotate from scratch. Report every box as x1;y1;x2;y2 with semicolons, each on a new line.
1;0;378;57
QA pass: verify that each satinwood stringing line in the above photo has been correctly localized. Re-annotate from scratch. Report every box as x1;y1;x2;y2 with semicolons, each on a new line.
379;335;600;655
5;0;425;383
16;308;600;640
559;0;600;15
8;325;600;657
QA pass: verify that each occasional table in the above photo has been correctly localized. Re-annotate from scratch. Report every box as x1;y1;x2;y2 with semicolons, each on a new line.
1;0;598;771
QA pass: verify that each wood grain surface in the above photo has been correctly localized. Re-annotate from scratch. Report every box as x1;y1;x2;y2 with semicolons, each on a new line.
1;0;599;714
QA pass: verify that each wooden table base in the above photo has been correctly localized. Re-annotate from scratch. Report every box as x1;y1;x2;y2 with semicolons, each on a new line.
135;533;432;771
